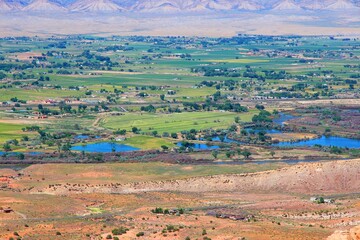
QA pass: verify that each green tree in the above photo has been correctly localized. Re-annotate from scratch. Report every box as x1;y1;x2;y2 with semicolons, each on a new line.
17;153;25;160
61;142;72;152
56;141;62;153
3;143;11;152
212;150;218;159
241;149;252;159
132;127;139;133
0;71;6;80
22;135;29;141
13;139;19;146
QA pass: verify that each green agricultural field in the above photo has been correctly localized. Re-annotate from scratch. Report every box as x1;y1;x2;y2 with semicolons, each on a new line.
42;115;97;134
208;58;269;63
101;110;259;134
0;122;33;145
0;88;85;101
123;135;175;150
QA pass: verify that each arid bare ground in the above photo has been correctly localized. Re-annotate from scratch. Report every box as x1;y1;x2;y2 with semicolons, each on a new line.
1;160;360;239
1;12;360;37
32;159;360;195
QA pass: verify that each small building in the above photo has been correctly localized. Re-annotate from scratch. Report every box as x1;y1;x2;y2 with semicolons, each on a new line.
169;209;178;215
45;99;57;104
167;90;176;95
310;197;335;204
324;199;335;204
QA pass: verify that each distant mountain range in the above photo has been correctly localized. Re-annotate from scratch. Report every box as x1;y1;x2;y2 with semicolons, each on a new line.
1;0;359;12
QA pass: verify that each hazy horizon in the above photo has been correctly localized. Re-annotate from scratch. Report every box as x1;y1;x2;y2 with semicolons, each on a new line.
1;10;360;37
0;0;359;37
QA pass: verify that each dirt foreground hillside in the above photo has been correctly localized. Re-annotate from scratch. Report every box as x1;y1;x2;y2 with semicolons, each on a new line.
38;159;360;195
1;160;360;239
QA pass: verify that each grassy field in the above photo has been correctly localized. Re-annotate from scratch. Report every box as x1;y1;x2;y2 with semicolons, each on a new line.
124;135;175;149
0;88;85;101
101;110;259;134
208;58;269;63
0;122;31;145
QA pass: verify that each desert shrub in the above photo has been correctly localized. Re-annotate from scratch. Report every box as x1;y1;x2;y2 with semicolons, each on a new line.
151;207;163;214
166;225;179;232
112;227;129;235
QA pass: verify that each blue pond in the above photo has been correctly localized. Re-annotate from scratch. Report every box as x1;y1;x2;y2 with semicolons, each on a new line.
273;113;298;126
245;128;282;134
0;151;42;156
74;135;90;140
71;142;139;153
207;136;240;144
273;136;360;148
176;142;219;150
74;135;101;140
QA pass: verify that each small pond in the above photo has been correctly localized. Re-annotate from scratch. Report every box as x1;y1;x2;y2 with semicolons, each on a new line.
244;128;282;134
205;136;241;144
273;136;360;148
71;142;139;153
273;113;298;126
0;152;43;156
74;135;101;140
176;142;220;150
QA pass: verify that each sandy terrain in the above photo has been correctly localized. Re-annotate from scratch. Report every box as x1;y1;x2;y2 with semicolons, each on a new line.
1;160;360;239
35;159;360;195
297;99;360;106
269;132;318;142
9;52;43;61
